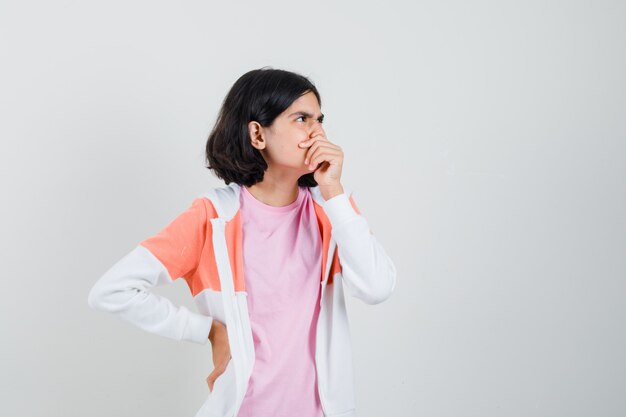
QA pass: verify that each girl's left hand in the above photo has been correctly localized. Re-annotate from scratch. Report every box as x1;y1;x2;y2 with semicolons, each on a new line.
299;133;344;187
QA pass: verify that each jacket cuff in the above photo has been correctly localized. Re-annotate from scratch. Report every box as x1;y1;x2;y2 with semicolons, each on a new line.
183;311;213;345
323;193;360;226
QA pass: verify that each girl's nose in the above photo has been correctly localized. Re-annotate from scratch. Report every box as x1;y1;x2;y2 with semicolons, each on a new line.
310;126;325;139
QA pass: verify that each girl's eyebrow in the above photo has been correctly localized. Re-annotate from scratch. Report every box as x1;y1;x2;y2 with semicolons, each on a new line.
289;111;324;120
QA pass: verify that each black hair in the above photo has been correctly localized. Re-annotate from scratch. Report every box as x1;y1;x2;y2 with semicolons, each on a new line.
205;66;321;187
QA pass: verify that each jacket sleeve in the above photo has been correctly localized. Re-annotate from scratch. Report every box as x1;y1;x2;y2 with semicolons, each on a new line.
323;192;398;305
87;197;214;344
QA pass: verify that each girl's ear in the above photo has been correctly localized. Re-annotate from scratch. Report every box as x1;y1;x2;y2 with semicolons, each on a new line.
248;121;266;150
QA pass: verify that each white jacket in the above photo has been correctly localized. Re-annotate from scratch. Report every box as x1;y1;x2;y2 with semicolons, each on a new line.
87;182;397;417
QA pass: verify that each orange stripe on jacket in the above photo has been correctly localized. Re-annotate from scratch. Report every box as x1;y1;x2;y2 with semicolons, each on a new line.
139;198;221;296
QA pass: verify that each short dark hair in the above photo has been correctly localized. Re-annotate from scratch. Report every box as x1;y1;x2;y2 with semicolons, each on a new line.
205;66;322;187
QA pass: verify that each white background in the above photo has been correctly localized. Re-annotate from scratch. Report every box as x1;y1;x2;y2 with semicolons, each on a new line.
1;1;624;416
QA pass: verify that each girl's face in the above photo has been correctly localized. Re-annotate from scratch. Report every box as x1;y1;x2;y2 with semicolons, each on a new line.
249;91;325;174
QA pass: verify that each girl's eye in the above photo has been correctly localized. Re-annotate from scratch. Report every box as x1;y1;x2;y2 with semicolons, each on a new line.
296;116;324;123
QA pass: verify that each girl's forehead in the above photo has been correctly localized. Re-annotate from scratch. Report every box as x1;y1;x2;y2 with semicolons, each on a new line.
289;91;320;108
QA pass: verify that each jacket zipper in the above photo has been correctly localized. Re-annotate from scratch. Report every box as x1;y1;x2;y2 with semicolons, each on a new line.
315;238;337;417
210;217;247;416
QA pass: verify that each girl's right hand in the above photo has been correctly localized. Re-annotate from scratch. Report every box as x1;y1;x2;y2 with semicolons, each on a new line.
206;319;231;392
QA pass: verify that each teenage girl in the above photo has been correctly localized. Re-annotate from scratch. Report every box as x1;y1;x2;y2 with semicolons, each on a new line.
206;67;345;416
89;67;395;417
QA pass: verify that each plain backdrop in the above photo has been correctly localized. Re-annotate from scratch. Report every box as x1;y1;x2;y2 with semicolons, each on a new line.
1;1;625;416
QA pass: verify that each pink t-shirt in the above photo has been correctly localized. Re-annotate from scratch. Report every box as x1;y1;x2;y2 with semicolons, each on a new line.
236;185;325;417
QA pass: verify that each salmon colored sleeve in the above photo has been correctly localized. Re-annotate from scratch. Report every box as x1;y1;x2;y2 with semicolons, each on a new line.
139;197;208;281
87;197;213;344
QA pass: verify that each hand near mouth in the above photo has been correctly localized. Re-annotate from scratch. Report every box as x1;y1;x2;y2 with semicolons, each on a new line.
299;133;344;199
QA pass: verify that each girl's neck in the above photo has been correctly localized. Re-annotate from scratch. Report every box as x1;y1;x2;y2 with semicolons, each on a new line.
244;181;301;208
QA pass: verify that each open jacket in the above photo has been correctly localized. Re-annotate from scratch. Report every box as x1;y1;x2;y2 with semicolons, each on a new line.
87;182;397;417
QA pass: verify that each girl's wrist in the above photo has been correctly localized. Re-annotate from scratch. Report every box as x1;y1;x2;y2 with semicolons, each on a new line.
320;184;344;201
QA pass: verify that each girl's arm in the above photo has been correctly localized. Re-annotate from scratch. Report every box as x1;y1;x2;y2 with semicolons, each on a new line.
323;192;398;305
87;198;213;344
